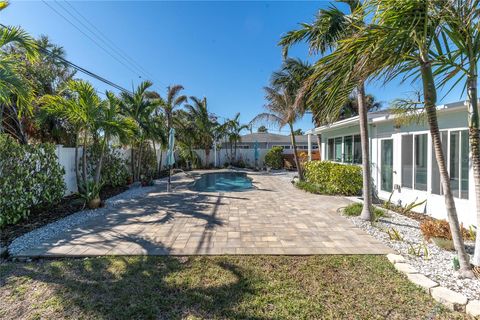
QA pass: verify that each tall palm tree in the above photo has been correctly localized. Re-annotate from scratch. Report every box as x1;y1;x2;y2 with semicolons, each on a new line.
333;0;474;277
279;0;376;220
436;0;480;266
225;113;249;163
40;80;103;205
0;1;38;143
251;85;305;179
120;80;160;181
184;96;217;167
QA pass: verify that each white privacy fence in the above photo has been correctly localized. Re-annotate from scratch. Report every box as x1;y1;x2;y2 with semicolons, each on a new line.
54;145;271;196
193;148;270;168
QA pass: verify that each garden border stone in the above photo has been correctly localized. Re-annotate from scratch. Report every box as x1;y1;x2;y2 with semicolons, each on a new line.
387;253;470;314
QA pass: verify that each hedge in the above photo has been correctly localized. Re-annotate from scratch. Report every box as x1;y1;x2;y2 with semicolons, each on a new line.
265;146;283;169
303;160;362;196
0;135;65;228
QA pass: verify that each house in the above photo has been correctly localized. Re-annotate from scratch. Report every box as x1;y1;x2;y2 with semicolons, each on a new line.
305;101;475;227
221;132;318;153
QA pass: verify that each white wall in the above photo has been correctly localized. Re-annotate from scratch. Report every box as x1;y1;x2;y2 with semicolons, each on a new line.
194;148;270;168
319;107;477;227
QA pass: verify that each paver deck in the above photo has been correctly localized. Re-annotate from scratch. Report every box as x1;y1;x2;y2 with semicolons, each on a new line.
15;171;391;256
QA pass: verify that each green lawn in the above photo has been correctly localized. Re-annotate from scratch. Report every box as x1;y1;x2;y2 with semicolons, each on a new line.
0;255;469;319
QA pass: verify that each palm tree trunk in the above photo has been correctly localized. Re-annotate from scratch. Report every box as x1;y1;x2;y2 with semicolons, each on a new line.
136;143;143;181
131;145;135;181
357;82;373;221
466;72;480;266
420;60;473;277
205;147;210;168
289;123;303;180
94;135;108;186
74;131;82;193
82;132;88;185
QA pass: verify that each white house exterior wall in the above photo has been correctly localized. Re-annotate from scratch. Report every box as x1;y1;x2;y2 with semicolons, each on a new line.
318;106;476;227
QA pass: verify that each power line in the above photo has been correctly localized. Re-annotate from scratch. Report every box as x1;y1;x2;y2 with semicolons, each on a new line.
0;22;132;94
62;0;158;83
41;0;143;79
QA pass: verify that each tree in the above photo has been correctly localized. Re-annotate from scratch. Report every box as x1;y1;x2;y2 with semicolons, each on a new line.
252;87;304;178
293;128;304;135
435;0;480;266
224;113;249;163
279;0;376;221
0;1;38;144
335;0;474;277
184;97;218;167
120;80;160;181
257;125;268;133
41;80;134;207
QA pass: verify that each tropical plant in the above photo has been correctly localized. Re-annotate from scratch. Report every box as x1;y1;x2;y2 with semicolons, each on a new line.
434;0;480;266
331;0;474;276
0;1;38;144
252;59;312;180
257;125;268;133
279;0;375;220
0;134;65;227
264;146;284;169
120;80;160;181
224;112;249;163
41;80;134;207
184;96;218;167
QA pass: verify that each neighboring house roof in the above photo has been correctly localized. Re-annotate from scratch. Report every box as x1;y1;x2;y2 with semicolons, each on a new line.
306;100;467;134
234;132;309;144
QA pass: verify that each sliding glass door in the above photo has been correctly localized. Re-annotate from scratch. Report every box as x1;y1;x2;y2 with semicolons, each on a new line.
381;139;394;192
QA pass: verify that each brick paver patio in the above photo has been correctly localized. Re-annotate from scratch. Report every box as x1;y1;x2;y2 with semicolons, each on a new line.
15;171;390;256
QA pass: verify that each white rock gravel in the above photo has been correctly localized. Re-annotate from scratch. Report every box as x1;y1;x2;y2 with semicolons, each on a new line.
8;183;159;256
345;208;480;300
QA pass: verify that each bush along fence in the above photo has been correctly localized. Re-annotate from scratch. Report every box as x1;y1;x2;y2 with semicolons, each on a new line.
0;135;65;228
300;160;362;196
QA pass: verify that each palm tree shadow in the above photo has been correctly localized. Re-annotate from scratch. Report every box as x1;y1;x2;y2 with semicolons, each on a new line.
5;256;269;319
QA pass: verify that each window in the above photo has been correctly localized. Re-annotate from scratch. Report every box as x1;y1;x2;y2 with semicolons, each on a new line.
344;136;353;163
431;130;469;199
326;135;362;164
401;135;413;188
327;138;334;160
401;134;427;191
415;134;428;191
334;137;343;162
381;139;393;192
353;135;362;164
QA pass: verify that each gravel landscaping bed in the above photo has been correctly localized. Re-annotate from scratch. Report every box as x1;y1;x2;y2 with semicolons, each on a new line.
8;184;159;256
344;208;480;300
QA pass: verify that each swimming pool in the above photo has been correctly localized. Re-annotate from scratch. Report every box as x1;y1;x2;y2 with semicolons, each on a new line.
191;172;253;192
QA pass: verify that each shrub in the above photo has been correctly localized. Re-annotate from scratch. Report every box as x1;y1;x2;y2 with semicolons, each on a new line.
265;146;283;169
0;135;65;227
420;219;474;241
342;203;385;218
303;161;362;196
85;146;129;187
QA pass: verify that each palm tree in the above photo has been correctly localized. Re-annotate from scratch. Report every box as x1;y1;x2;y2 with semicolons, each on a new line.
184;96;217;167
436;0;480;266
333;0;474;277
279;0;376;220
120;80;160;181
0;1;38;144
252;85;305;179
40;80;104;206
225;113;249;163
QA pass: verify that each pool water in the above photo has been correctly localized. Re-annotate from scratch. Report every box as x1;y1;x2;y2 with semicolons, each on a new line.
191;172;253;192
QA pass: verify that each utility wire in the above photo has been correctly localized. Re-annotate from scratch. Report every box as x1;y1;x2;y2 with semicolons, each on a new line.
41;0;143;78
0;22;132;94
62;0;158;83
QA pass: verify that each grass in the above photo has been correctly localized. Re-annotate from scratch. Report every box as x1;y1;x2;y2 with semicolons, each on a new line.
0;255;469;319
295;180;326;194
343;202;386;219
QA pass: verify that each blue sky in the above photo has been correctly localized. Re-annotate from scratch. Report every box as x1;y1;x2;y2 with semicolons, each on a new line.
2;1;466;133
